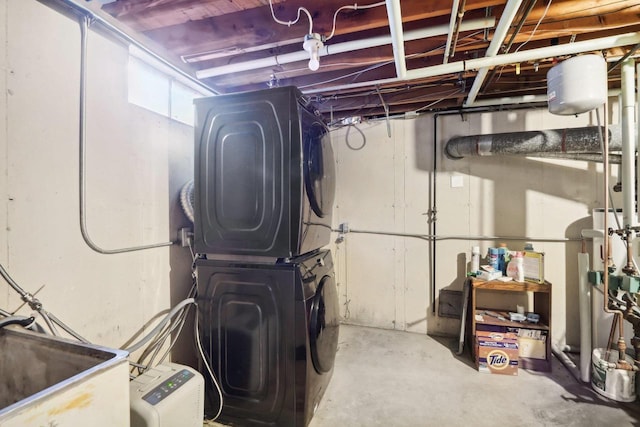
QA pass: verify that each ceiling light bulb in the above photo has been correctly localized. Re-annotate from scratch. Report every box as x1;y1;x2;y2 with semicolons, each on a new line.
303;33;323;72
309;55;320;71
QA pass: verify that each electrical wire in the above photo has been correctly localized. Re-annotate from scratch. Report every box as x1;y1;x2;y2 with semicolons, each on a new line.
195;303;224;421
345;124;367;150
513;0;553;54
140;278;198;369
325;2;387;41
492;1;553;85
414;88;465;113
124;298;196;354
297;30;485;90
268;0;313;34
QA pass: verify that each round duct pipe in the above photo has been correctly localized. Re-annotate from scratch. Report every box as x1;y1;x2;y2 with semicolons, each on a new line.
445;125;622;160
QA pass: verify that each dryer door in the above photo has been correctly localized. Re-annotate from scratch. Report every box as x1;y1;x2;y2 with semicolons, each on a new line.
303;120;335;218
309;275;339;374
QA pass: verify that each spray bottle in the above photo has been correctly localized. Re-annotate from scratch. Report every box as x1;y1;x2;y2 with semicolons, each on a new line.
471;246;480;274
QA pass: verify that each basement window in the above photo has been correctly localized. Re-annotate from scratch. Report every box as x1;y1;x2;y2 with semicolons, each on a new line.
127;48;209;126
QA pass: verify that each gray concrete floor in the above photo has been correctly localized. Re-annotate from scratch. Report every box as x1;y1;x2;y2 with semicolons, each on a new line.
310;324;640;427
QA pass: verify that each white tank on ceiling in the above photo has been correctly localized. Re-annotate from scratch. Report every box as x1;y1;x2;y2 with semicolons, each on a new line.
547;54;607;115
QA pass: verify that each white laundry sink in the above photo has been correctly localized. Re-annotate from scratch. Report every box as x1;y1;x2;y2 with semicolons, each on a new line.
0;326;130;426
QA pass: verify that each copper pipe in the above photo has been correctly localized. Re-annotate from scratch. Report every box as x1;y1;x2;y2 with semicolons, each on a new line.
622;231;638;274
605;314;617;361
618;313;626;363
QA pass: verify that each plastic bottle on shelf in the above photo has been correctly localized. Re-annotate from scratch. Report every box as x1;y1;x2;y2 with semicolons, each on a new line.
498;243;509;276
488;248;499;270
471;246;480;274
507;251;525;282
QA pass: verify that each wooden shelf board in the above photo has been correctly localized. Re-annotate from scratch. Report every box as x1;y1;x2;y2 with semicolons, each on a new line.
474;309;549;331
471;278;551;293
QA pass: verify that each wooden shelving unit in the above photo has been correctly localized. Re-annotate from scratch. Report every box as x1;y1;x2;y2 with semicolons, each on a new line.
466;278;552;372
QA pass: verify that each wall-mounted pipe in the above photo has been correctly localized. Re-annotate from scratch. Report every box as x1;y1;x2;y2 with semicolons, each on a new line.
621;59;636;230
578;251;592;382
599;104;630;368
196;17;495;79
79;17;175;253
43;0;214;94
445;125;622;160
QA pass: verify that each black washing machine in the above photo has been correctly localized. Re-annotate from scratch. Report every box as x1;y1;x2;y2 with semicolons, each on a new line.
193;86;335;258
196;249;339;426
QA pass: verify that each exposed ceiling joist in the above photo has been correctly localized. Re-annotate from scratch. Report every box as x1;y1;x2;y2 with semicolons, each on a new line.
98;0;640;119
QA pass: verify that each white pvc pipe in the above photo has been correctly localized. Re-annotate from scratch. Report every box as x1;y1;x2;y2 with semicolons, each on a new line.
578;252;592;383
621;59;636;229
637;62;640;226
303;32;640;95
467;89;623;108
443;0;461;64
385;0;406;79
196;17;496;79
464;0;523;106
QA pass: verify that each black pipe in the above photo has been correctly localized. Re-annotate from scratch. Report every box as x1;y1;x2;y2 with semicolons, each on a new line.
430;103;545;316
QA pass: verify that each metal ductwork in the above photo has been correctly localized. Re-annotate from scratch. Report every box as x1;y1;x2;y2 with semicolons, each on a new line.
445;125;622;163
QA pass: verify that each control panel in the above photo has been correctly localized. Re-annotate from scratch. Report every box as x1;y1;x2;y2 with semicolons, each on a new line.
130;362;204;427
142;369;195;405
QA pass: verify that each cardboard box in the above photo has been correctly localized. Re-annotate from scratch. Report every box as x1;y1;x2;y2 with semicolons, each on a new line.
522;251;544;284
476;331;518;375
517;329;547;360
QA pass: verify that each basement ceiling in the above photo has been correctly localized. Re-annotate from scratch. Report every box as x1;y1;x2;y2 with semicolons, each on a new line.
99;0;640;120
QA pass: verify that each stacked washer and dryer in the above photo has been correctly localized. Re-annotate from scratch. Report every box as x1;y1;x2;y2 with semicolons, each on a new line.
192;87;340;426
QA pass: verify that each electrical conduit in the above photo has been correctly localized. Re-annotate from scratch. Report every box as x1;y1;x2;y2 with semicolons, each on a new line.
78;16;175;254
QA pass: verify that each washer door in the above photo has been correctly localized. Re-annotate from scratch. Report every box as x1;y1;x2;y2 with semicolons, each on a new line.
304;120;336;218
309;275;339;374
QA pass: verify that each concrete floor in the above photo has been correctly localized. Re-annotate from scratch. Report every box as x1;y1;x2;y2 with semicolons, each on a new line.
206;324;640;426
310;324;640;427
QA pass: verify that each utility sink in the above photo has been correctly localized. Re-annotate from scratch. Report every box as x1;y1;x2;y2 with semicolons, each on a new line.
0;326;130;426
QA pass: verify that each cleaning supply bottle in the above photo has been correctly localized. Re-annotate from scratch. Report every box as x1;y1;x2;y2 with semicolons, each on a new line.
471;246;480;274
498;243;509;276
507;251;525;282
488;248;499;270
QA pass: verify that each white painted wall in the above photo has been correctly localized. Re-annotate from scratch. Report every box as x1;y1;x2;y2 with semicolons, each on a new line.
0;0;195;363
331;106;621;348
0;1;623;359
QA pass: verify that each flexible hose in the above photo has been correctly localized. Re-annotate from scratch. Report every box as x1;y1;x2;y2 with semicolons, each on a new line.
0;316;36;329
195;310;224;420
0;261;28;298
125;298;196;353
45;310;90;343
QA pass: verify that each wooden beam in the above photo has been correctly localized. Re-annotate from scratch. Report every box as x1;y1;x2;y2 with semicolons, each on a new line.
138;0;503;55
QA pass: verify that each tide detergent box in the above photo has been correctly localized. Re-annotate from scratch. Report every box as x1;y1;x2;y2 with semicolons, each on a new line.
476;331;518;375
